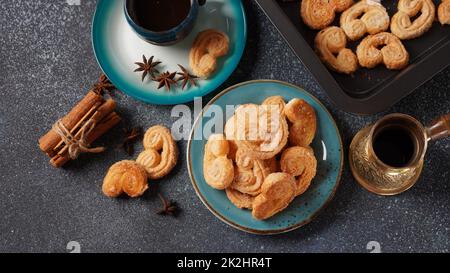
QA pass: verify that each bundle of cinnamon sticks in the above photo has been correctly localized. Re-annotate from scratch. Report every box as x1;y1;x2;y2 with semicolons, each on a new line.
39;91;121;168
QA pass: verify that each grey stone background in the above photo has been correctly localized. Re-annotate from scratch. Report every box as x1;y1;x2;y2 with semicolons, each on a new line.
0;0;448;253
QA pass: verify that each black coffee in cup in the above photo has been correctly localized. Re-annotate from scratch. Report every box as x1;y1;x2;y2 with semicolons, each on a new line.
126;0;192;32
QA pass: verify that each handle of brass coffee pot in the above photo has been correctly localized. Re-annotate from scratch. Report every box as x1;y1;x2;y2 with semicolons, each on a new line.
426;114;450;141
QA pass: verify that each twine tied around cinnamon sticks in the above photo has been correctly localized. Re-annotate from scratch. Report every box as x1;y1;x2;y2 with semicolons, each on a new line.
52;119;105;160
39;90;121;168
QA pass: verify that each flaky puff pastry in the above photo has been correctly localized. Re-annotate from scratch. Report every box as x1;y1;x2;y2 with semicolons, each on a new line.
189;29;229;78
225;104;289;160
102;160;148;198
203;134;234;190
232;149;271;196
226;188;255;210
391;0;435;40
252;173;296;220
340;0;390;41
137;125;178;180
262;96;286;115
438;0;450;25
284;99;317;147
315;26;358;74
301;0;354;30
356;32;409;70
280;147;317;196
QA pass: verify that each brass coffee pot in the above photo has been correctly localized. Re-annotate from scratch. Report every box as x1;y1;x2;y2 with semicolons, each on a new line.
349;113;449;195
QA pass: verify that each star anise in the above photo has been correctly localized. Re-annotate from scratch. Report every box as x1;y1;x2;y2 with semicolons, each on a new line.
153;71;177;91
176;64;198;90
92;74;115;96
119;127;142;156
134;55;161;82
156;193;179;217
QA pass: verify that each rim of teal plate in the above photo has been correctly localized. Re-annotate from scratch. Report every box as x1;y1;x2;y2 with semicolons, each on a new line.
187;80;344;235
91;0;247;105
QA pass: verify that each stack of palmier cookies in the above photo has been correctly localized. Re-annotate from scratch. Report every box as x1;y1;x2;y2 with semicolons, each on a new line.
203;96;318;220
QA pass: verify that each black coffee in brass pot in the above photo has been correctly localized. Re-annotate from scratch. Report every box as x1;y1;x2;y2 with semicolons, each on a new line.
350;113;449;195
373;125;415;168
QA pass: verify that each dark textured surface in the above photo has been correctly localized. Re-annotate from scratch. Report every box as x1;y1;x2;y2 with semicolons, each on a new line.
0;0;448;253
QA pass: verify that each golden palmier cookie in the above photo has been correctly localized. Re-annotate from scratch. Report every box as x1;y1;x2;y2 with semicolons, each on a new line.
102;160;148;198
252;173;296;220
301;0;354;30
391;0;435;40
225;104;289;160
137;125;178;180
189;29;229;78
356;32;409;70
235;149;253;170
289;121;317;148
340;0;390;41
315;26;358;74
232;150;271;196
284;99;317;147
203;134;234;190
438;0;450;25
262;96;286;115
280;147;317;196
284;98;316;123
225;188;254;210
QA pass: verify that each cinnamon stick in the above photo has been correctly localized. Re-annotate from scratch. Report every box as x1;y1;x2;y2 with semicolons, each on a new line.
54;99;117;154
50;112;121;168
39;91;103;154
48;100;102;157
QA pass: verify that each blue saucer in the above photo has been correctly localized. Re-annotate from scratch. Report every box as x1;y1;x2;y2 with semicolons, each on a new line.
92;0;246;105
187;80;344;234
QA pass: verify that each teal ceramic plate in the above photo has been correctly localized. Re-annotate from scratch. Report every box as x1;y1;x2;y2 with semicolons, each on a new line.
187;80;343;234
92;0;246;105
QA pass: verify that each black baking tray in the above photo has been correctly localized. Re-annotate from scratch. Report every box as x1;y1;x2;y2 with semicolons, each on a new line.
255;0;450;114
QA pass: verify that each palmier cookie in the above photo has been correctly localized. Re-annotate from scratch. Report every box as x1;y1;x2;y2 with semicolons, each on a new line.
252;173;296;220
136;125;178;180
232;149;271;196
102;160;148;198
301;0;354;30
203;134;234;190
262;96;286;115
225;104;289;160
226;188;254;210
340;0;390;41
280;147;317;196
189;29;229;78
284;99;317;147
315;26;358;74
356;32;409;70
391;0;435;40
438;0;450;25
